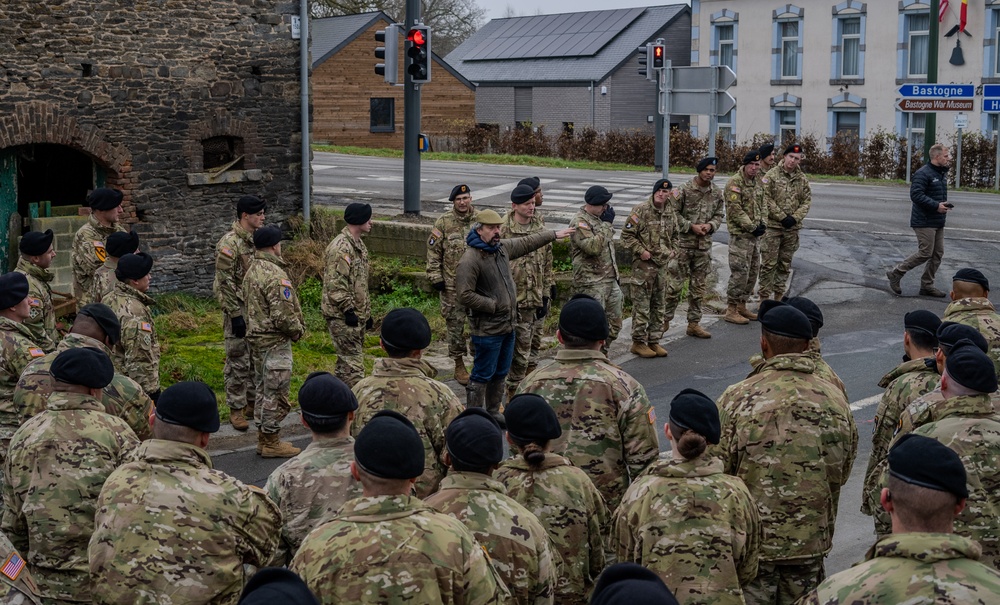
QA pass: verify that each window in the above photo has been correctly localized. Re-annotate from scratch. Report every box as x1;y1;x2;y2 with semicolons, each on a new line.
840;18;861;78
905;112;926;150
780;21;799;78
562;122;574;136
908;13;930;77
370;98;394;133
835;111;861;136
777;110;798;143
718;24;735;70
718;109;734;143
202;136;245;170
995;16;1000;76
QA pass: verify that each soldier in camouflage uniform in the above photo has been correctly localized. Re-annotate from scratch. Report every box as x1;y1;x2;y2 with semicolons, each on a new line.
427;184;478;385
213;195;265;431
759;144;811;301
91;230;138;305
2;348;138;603
517;295;659;511
90;381;281;605
663;158;725;339
71;188;127;306
14;231;58;352
351;308;464;498
613;389;760;605
943;268;1000;374
716;303;856;605
724;151;767;325
621;179;678;358
291;410;507;604
758;143;776;173
799;434;1000;605
103;252;160;399
570;186;622;353
243;225;305;458
266;372;362;565
426;408;557;605
518;177;549;374
0;529;42;604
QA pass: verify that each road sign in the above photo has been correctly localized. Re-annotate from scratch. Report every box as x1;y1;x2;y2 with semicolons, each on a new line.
670;91;736;116
897;84;974;98
897;98;973;112
984;85;1000;113
984;99;1000;113
672;65;737;91
985;85;1000;98
660;65;736;117
954;113;969;129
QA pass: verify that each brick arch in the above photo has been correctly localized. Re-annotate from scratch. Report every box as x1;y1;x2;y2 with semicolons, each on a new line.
185;108;262;172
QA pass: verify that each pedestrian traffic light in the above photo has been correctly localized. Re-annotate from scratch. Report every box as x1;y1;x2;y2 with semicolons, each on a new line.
651;44;665;70
374;26;398;85
406;25;431;84
637;44;653;80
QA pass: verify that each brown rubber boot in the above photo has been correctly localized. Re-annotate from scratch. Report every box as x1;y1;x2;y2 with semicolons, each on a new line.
229;408;249;432
724;304;750;325
453;357;470;386
525;362;538;375
484;377;507;429
686;322;712;339
737;303;758;320
259;432;301;458
649;343;669;357
630;341;657;358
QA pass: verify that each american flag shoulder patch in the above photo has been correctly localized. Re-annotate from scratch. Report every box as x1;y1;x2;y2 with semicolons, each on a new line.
220;246;234;258
28;348;45;358
647;407;656;425
140;322;153;332
1;552;25;581
280;279;293;288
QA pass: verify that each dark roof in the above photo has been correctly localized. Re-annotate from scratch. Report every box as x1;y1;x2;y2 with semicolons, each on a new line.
447;4;688;85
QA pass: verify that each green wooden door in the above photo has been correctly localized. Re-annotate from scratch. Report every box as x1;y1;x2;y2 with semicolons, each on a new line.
0;150;16;272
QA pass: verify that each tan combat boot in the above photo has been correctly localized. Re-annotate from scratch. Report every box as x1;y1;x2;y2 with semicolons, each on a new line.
737;303;757;320
649;343;669;357
724;304;750;325
630;342;657;358
229;408;249;432
259;432;301;458
687;322;712;339
454;357;470;386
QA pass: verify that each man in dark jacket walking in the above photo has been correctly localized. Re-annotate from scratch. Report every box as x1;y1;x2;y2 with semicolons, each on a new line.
456;209;573;422
888;143;952;297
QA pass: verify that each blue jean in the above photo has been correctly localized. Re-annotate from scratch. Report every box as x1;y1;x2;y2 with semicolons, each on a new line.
470;332;515;383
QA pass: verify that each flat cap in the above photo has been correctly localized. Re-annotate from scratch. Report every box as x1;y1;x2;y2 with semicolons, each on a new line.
105;230;140;259
155;381;222;433
344;202;372;225
758;143;775;158
889;433;968;499
652;179;672;194
505;393;562;442
87;188;124;211
19;230;54;256
449;184;471;201
477;209;503;225
759;300;813;340
298;372;358;419
937;322;989;354
239;568;320;605
585;185;613;205
904;310;942;337
77;303;122;346
668;388;721;444
559;294;609;342
945;339;998;394
783;296;823;337
953;268;989;291
115;252;153;281
253;225;283;249
742;150;761;166
0;272;29;309
510;184;536;204
381;308;432;351
446;408;503;468
355;410;425;479
237;195;267;217
784;143;803;155
592;563;679;605
51;347;115;389
517;176;540;191
696;157;718;172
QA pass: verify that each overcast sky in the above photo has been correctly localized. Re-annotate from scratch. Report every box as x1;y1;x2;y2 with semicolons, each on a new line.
486;0;690;20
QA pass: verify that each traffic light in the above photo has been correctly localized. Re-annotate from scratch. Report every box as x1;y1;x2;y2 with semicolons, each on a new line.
406;25;431;84
636;44;653;80
374;26;398;85
652;44;665;70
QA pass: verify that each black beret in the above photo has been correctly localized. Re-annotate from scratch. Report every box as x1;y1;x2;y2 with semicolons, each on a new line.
87;188;124;211
742;151;761;166
115;252;153;281
953;268;989;291
155;381;222;433
77;303;122;346
237;195;267;217
51;347;115;389
652;179;672;194
0;272;29;309
759;301;813;340
937;322;989;354
105;230;140;259
889;433;968;499
253;225;283;249
505;393;562;442
511;184;536;204
559;294;609;342
517;177;540;191
446;408;503;468
355;410;424;479
381;308;432;351
584;185;613;205
298;372;358;418
945;339;998;394
18;230;54;256
783;296;823;337
449;184;471;201
759;143;775;157
696;157;718;172
591;563;680;605
784;143;803;155
239;568;320;605
344;203;372;225
904;310;942;338
668;388;721;444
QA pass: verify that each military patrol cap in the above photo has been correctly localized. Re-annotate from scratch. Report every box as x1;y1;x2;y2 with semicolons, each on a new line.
355;410;425;479
0;272;29;309
696;157;718;172
559;294;609;341
668;388;721;444
298;372;358;418
585;185;613;205
344;202;372;225
758;300;813;340
380;307;432;351
784;143;803;155
105;230;140;258
239;567;320;605
518;176;541;191
510;184;536;204
253;225;283;249
446;408;503;468
758;143;775;158
236;195;267;217
783;296;824;337
51;347;115;389
742;150;761;165
652;179;672;194
18;229;54;256
952;268;989;291
449;184;471;201
155;381;222;433
945;339;999;393
78;303;122;346
505;393;562;442
903;310;942;337
87;187;124;211
937;322;989;355
115;252;153;281
477;209;503;225
889;433;968;499
592;563;680;605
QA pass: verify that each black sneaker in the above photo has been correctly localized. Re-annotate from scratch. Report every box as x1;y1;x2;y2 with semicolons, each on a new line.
919;287;947;298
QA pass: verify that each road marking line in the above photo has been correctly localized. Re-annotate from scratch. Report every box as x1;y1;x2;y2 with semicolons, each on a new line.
949;227;1000;234
434;180;521;203
806;218;869;224
850;394;881;412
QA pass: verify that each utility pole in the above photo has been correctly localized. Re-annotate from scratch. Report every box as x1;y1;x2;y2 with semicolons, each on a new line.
403;0;421;215
925;0;940;162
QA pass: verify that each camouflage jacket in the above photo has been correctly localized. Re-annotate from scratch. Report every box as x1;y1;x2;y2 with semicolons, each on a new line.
716;353;857;562
748;342;849;401
322;227;370;321
943;297;1000;374
103;281;160;394
0;529;42;605
13;258;57;353
265;435;362;565
13;333;153;441
496;453;608;605
516;348;660;511
570;208;618;284
243;251;305;350
427;207;478;290
0;318;44;443
90;258;119;305
798;533;1000;605
71;214;126;305
898;387;1000;436
674;179;725;250
426;472;557;605
501;213;554;310
611;455;761;605
212;221;255;318
290;495;507;604
351;357;464;498
620;197;678;268
762;164;811;230
2;392;138;602
724;169;765;236
89;439;281;605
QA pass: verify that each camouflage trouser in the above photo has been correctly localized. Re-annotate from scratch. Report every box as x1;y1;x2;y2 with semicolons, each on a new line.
744;558;825;605
530;316;542;362
758;228;800;298
441;290;470;359
327;318;365;388
223;314;256;412
251;342;293;434
0;434;10;519
576;279;623;344
630;259;670;343
664;247;712;324
727;233;761;304
507;307;540;388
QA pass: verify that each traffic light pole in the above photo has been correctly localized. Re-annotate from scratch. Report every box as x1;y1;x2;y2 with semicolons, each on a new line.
403;0;421;215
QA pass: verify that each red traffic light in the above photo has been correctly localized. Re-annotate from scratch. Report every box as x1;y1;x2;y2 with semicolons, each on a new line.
653;46;664;59
408;29;426;46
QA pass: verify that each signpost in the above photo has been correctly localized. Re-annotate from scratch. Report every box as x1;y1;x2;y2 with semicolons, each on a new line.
897;84;974;183
658;64;737;172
